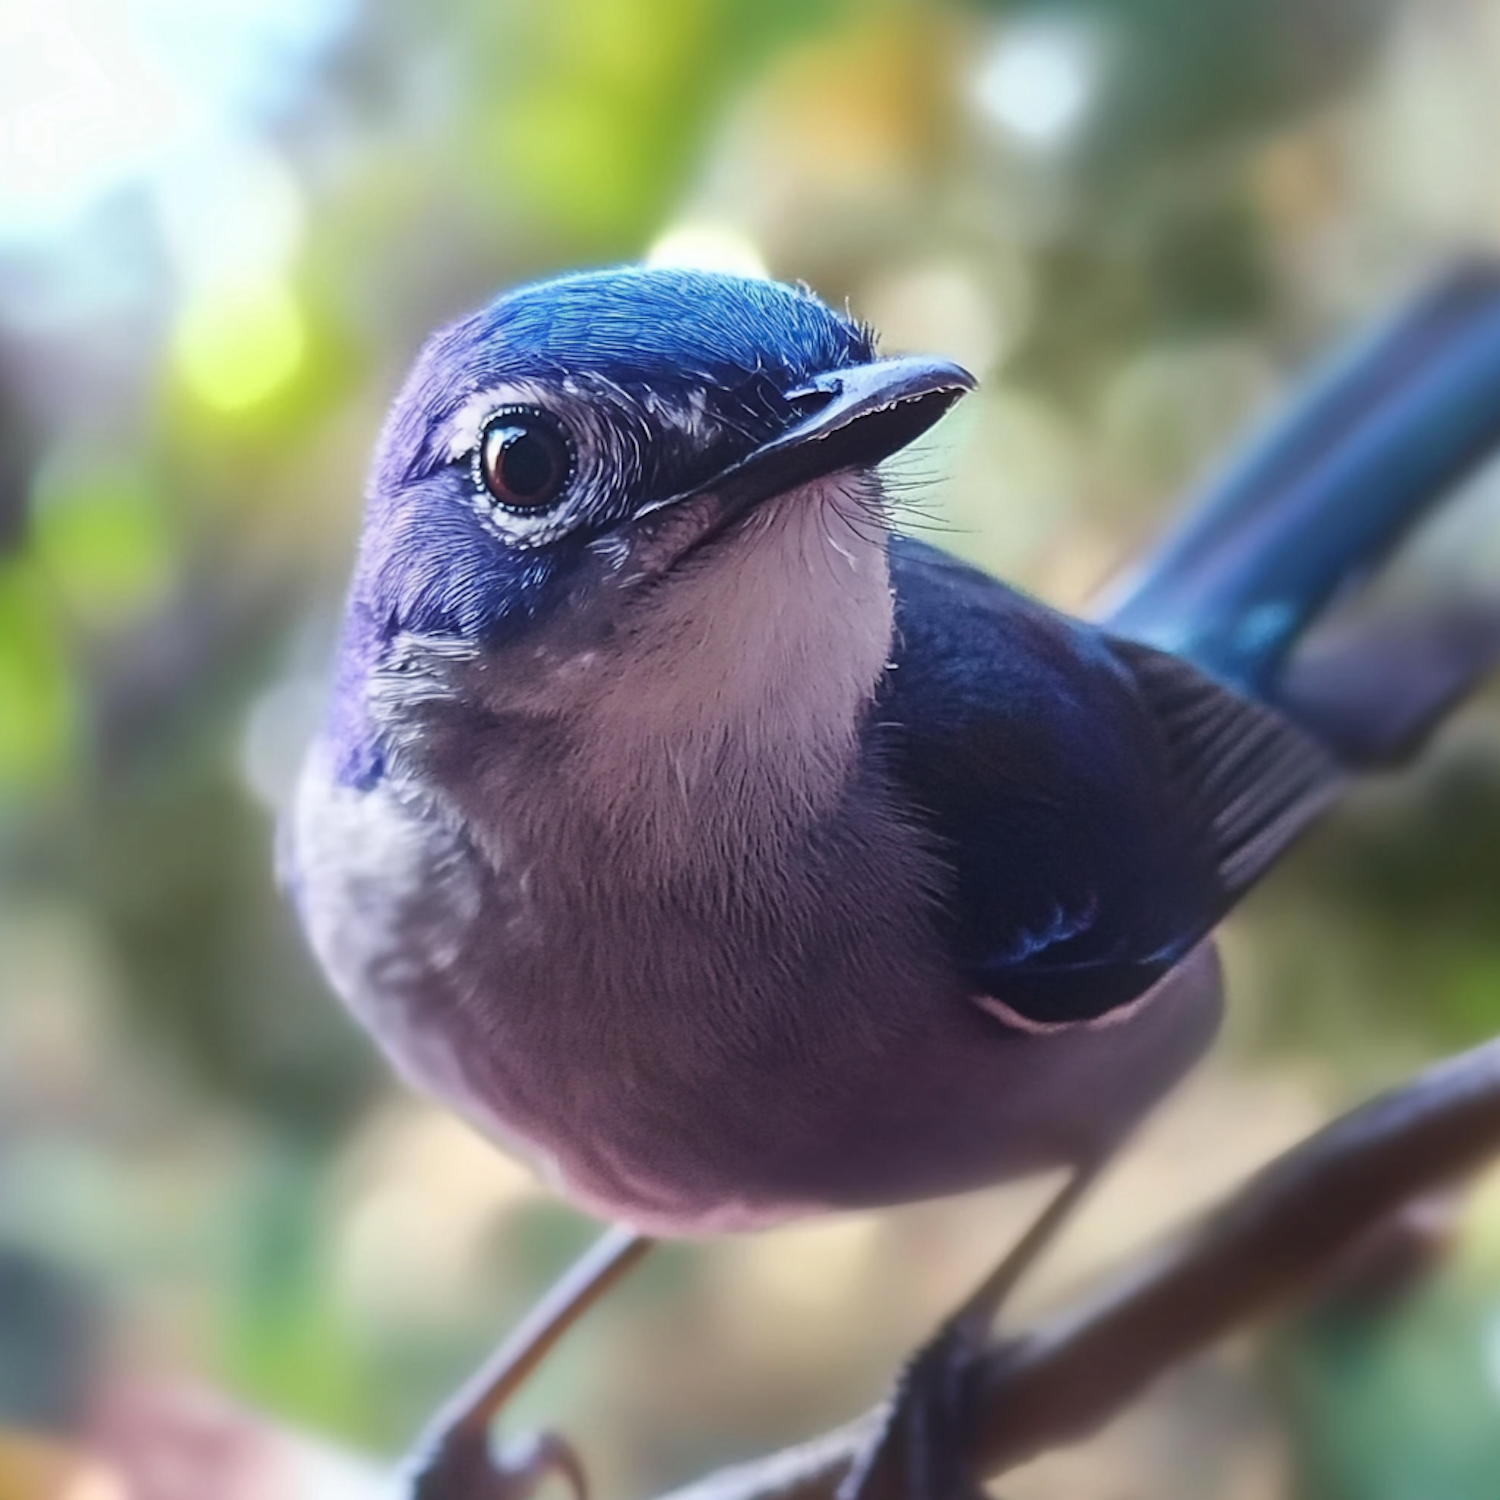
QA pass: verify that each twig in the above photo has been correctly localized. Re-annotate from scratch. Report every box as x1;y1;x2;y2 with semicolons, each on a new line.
651;1034;1500;1500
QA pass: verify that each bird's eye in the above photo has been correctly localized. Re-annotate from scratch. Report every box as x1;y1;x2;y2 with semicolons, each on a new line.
478;409;573;512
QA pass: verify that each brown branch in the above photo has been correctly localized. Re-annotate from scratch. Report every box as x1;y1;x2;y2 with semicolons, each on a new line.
651;1034;1500;1500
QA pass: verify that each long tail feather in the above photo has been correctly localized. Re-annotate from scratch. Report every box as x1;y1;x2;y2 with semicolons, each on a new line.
1102;260;1500;704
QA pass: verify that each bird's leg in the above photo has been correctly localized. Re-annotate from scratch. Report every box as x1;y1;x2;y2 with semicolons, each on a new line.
398;1225;656;1500
838;1160;1107;1500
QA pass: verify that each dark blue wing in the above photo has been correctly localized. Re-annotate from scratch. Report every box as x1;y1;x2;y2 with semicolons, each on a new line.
877;537;1337;1023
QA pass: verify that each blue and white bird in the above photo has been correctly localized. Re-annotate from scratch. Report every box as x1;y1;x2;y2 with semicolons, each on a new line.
286;261;1500;1494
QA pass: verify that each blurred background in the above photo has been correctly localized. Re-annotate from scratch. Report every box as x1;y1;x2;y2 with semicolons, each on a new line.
7;0;1500;1496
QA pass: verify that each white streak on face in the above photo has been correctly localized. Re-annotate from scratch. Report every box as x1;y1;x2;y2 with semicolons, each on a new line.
446;377;715;465
639;384;714;445
446;384;543;462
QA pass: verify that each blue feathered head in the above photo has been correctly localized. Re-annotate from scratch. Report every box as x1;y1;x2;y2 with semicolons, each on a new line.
328;265;970;784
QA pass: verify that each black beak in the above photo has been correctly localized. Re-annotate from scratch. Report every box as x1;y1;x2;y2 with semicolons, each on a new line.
636;355;977;525
620;355;975;574
711;355;976;507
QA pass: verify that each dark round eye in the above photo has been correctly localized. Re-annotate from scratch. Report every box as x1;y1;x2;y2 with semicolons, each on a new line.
478;409;573;512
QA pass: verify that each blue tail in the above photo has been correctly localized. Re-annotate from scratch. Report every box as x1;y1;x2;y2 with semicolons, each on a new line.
1103;261;1500;720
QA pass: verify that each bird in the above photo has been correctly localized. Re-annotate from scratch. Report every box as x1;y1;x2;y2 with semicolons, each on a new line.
286;260;1500;1498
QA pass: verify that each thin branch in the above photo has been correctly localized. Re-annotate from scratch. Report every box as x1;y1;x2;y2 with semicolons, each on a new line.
652;1034;1500;1500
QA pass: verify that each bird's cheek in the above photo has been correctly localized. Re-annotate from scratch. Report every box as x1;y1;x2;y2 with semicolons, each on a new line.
617;492;739;577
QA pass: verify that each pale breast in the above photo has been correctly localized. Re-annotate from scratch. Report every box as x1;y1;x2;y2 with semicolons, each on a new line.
288;474;1224;1231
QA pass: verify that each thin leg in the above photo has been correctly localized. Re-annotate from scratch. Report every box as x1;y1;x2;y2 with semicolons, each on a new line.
398;1226;656;1500
838;1159;1108;1500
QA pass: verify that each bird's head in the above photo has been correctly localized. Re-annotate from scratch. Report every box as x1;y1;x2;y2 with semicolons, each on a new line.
332;266;973;788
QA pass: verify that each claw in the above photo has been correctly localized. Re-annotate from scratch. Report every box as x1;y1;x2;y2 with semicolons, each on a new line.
838;1164;1107;1500
837;1325;987;1500
496;1429;589;1500
404;1425;589;1500
398;1230;650;1500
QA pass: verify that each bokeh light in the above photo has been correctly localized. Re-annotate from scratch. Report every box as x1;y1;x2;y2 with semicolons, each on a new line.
645;221;771;278
173;279;307;411
971;19;1103;150
0;0;348;245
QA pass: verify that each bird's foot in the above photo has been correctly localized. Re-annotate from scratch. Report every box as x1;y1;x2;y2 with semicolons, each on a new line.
404;1424;589;1500
397;1229;652;1500
837;1315;990;1500
838;1163;1107;1500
